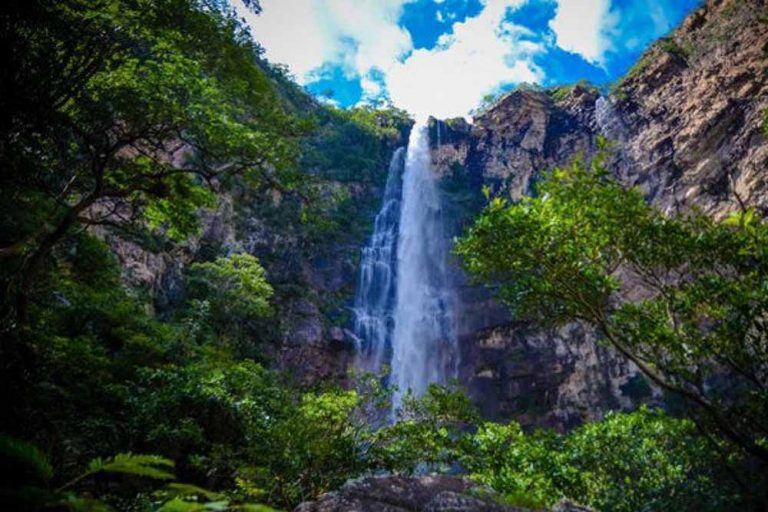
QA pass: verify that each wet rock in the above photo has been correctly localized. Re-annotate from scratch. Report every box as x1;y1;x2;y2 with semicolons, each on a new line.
296;475;593;512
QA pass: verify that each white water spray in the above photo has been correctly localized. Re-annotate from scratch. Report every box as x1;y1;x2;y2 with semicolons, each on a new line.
352;147;405;374
353;118;459;415
391;119;458;411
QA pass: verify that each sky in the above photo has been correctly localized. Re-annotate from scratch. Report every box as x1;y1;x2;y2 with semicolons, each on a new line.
236;0;701;118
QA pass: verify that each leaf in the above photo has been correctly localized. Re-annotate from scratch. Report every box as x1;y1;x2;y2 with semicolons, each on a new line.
0;434;54;482
62;493;114;512
87;453;175;480
158;498;232;512
162;483;223;500
157;498;209;512
233;505;281;512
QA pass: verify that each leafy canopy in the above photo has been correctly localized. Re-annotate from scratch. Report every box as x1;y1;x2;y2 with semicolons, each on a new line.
462;408;744;512
456;149;768;463
188;253;273;322
1;0;304;323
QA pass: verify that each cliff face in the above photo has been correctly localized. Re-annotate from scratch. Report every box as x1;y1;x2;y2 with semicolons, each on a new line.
604;0;768;218
432;0;768;428
106;104;411;387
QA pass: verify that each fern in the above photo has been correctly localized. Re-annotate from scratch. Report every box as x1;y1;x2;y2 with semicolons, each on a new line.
0;434;54;482
161;482;223;500
86;453;175;480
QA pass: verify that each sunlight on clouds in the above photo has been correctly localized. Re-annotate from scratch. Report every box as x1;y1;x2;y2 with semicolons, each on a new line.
239;0;543;117
237;0;414;85
550;0;616;65
237;0;698;118
235;0;328;80
386;0;544;118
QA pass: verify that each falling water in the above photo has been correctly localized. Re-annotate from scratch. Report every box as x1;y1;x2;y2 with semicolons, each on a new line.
353;118;459;415
352;147;405;374
595;96;625;140
390;118;458;412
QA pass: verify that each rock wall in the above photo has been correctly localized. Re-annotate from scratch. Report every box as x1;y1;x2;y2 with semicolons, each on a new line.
105;106;411;387
295;475;591;512
605;0;768;218
432;0;768;429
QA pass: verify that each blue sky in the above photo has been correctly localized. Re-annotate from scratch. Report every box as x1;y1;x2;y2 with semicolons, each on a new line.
237;0;701;118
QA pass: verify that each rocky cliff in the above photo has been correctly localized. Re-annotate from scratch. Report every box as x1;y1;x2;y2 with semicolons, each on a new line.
105;100;412;387
430;0;768;428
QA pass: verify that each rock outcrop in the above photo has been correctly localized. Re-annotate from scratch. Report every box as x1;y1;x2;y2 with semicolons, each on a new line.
605;0;768;218
431;0;768;429
295;475;591;512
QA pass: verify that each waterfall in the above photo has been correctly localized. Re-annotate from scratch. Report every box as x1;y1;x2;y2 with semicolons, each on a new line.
352;147;405;374
595;96;625;140
353;118;459;415
390;119;458;411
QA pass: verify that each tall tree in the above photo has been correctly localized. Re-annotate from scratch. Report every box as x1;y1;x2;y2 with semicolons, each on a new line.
456;150;768;463
0;0;302;325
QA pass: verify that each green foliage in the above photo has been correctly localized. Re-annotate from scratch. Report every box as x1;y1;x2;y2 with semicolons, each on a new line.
462;408;744;512
1;0;303;323
85;453;176;481
0;434;275;511
456;150;768;466
463;422;561;509
0;434;54;484
657;36;689;60
369;384;478;474
2;1;762;511
0;0;410;510
301;105;410;183
254;389;367;506
548;80;598;103
187;253;273;324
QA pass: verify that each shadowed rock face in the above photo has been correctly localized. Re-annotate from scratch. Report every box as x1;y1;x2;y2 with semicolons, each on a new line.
429;0;768;429
294;475;592;512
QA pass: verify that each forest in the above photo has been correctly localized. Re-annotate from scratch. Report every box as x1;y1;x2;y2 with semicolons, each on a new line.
1;1;767;511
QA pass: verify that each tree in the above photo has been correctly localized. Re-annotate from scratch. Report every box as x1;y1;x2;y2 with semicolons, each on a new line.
455;149;768;464
461;408;747;511
186;253;273;342
0;0;303;324
368;383;477;475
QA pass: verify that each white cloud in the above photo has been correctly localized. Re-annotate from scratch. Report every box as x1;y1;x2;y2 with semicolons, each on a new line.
386;0;545;118
236;0;414;84
549;0;617;65
236;0;555;117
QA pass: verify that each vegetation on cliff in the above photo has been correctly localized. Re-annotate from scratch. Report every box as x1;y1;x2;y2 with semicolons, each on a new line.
457;146;768;507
